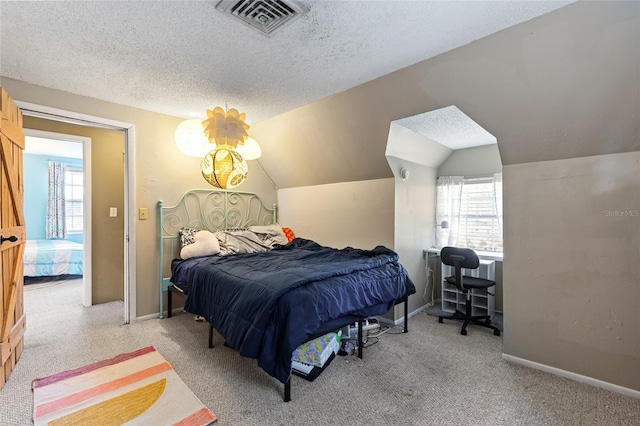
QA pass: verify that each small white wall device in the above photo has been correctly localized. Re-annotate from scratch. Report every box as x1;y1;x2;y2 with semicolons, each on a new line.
400;168;410;181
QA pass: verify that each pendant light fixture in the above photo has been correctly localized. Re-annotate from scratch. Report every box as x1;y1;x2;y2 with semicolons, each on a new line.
174;119;210;157
174;106;261;189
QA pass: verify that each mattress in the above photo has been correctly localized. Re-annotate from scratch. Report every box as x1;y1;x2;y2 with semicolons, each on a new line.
24;239;83;277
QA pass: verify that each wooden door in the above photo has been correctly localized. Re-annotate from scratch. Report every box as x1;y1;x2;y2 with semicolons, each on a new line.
0;87;26;390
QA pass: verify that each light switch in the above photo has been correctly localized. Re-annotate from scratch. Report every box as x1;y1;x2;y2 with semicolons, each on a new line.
139;208;148;220
109;207;117;217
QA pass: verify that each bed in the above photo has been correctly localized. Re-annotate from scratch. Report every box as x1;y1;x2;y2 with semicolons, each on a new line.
24;239;83;278
158;189;416;401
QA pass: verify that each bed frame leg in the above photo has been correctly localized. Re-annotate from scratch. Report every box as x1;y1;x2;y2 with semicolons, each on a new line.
284;379;291;402
357;318;364;359
404;296;409;333
209;325;214;348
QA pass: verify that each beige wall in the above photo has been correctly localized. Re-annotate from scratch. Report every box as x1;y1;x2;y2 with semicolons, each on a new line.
23;116;125;304
503;151;640;391
253;2;639;190
3;78;278;317
278;178;394;250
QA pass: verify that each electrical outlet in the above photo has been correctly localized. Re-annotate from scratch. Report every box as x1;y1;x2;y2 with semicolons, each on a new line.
139;208;148;220
109;207;117;217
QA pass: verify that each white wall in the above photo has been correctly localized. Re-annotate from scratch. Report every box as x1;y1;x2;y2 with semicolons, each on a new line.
503;151;640;391
387;157;438;317
438;144;502;177
278;178;399;321
278;173;435;321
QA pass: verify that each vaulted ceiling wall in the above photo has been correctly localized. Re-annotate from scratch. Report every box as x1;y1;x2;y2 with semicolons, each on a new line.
251;1;639;189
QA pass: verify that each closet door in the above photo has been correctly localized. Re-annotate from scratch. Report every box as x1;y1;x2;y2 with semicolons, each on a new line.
0;87;26;390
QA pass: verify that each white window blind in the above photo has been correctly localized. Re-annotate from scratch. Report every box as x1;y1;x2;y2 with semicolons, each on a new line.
458;176;502;252
65;168;83;233
435;174;503;253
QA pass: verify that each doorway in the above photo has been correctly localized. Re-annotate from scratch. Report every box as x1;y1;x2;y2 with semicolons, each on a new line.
17;101;136;323
23;130;92;306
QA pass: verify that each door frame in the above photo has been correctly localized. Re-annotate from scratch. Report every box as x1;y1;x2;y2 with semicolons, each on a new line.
16;100;136;323
23;129;93;307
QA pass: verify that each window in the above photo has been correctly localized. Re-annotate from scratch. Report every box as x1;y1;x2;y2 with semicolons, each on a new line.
457;176;502;252
436;173;503;253
65;168;83;233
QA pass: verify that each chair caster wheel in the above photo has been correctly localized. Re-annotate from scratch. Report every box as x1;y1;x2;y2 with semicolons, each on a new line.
461;329;467;336
438;317;443;323
494;329;501;336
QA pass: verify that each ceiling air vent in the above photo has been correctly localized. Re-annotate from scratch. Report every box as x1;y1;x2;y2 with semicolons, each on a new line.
215;0;309;36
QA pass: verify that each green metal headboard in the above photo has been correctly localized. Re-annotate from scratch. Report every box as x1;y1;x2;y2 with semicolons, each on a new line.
158;189;277;318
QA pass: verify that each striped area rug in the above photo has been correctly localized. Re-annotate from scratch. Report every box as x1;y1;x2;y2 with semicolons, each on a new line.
32;346;216;425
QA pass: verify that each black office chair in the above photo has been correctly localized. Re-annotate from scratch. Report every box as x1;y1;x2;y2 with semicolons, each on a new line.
438;247;501;336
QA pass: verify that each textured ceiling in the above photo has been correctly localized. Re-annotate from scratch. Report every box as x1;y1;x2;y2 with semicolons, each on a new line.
0;0;574;127
396;106;497;150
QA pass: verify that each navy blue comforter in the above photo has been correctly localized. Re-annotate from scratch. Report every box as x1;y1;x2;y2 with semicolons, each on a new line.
171;238;415;384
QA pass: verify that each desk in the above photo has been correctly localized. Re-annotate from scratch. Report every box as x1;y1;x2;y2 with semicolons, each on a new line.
424;247;503;262
424;247;497;317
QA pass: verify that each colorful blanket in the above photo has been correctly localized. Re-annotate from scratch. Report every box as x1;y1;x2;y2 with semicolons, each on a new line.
24;239;83;277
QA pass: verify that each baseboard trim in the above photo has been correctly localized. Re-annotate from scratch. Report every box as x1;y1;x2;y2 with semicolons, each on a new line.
137;308;184;322
135;312;158;322
502;353;640;399
376;305;426;326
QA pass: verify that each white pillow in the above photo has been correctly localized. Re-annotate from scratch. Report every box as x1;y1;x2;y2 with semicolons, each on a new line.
180;230;220;259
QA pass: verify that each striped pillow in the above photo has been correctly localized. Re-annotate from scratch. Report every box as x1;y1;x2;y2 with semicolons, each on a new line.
179;228;199;248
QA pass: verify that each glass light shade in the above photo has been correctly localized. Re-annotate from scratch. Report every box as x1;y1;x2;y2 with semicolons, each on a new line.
235;137;262;160
201;148;248;189
175;119;211;157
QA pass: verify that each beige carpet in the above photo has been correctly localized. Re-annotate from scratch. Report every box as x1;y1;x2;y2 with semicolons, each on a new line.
1;278;639;425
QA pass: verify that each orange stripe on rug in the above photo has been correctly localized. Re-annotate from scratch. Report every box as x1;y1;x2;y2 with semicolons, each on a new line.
35;361;172;418
173;407;218;425
48;378;166;426
32;346;157;389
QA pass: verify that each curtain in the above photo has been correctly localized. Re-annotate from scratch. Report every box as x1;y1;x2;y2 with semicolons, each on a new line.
46;161;67;239
493;172;503;235
435;176;464;248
